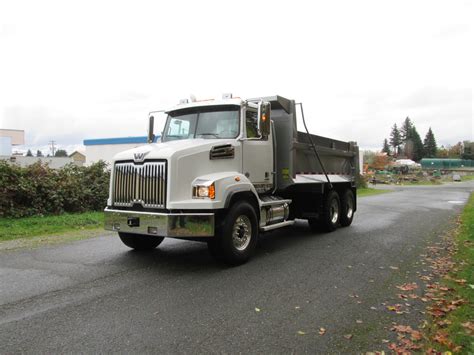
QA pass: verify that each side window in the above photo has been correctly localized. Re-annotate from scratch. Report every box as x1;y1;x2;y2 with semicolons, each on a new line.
246;108;259;138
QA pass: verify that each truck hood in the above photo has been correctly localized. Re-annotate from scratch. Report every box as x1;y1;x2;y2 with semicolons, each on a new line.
112;138;234;162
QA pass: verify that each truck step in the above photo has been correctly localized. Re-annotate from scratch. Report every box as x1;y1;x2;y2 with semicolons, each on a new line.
260;220;295;232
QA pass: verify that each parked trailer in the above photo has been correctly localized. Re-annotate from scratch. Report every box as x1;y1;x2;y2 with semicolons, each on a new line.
105;95;359;264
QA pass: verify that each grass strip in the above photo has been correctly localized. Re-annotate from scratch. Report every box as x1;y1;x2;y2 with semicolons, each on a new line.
0;211;104;241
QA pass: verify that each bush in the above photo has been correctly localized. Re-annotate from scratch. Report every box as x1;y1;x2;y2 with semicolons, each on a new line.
0;161;110;218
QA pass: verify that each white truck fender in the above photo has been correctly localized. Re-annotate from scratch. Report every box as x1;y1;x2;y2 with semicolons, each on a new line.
191;172;260;210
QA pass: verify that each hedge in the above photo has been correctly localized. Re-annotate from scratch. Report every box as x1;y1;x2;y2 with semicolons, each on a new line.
0;161;110;218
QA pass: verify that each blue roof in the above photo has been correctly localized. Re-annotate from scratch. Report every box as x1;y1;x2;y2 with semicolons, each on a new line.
83;136;160;146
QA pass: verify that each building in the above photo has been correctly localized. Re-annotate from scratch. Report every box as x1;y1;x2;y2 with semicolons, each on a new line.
5;155;76;169
83;136;160;166
69;150;86;166
0;129;25;156
421;158;474;171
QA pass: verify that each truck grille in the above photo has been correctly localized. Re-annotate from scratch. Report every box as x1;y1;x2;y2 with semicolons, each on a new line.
112;161;166;209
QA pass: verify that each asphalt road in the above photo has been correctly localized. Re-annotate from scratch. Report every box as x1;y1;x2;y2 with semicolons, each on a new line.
1;182;473;354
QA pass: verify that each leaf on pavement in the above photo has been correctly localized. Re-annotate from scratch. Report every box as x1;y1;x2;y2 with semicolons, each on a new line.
318;327;326;335
297;330;306;335
343;334;353;340
396;282;418;291
389;266;399;270
356;320;363;324
255;307;261;312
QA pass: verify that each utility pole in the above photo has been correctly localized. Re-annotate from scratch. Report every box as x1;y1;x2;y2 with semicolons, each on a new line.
49;140;56;156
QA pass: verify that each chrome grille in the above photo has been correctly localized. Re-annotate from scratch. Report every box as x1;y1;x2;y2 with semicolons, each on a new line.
112;161;166;208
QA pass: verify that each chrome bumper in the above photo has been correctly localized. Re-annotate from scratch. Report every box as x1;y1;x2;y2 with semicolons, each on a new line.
104;208;215;237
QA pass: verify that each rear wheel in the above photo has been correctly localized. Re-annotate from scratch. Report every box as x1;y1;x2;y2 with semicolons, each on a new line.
207;201;258;265
340;189;355;227
118;232;164;250
309;191;340;233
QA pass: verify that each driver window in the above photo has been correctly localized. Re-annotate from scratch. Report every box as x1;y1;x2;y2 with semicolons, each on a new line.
246;108;259;138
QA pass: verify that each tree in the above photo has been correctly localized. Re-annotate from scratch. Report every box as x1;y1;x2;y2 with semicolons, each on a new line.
448;142;463;158
423;127;437;158
400;116;413;142
382;138;391;155
36;150;43;157
389;124;402;156
54;149;68;157
26;149;33;157
461;141;474;160
410;127;424;162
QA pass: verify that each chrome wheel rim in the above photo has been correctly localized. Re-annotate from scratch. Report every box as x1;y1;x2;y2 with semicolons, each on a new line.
346;197;354;219
232;215;252;251
330;199;339;224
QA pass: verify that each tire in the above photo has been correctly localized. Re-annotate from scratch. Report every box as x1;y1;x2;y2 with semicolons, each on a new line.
316;190;340;232
118;232;164;251
340;189;355;227
207;201;258;265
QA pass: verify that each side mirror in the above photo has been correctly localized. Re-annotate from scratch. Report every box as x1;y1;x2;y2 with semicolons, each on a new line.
258;102;271;137
147;116;155;143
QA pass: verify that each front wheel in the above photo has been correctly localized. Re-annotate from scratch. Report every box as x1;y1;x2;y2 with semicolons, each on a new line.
118;232;164;251
207;201;258;265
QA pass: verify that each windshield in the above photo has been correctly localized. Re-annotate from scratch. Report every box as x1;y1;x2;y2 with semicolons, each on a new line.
162;105;240;142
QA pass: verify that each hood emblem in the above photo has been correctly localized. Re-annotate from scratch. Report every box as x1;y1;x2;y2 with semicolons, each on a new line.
134;151;150;162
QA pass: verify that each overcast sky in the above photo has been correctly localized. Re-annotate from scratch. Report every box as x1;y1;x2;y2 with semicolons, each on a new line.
0;0;472;155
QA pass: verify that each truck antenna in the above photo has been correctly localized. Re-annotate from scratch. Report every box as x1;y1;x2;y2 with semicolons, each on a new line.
295;103;333;190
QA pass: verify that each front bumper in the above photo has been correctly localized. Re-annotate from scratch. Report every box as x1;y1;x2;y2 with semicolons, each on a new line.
104;208;215;237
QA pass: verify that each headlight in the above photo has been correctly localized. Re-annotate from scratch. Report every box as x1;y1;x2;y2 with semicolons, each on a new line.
193;183;215;199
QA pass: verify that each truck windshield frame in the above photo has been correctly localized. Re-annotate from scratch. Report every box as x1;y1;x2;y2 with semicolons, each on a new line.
162;105;240;142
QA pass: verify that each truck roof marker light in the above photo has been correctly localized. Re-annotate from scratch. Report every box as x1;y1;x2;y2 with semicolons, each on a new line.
179;98;189;104
222;93;233;99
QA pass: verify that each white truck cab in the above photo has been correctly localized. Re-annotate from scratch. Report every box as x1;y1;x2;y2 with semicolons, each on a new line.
105;94;359;264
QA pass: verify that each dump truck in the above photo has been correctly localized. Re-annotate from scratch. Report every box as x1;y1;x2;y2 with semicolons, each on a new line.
104;95;359;264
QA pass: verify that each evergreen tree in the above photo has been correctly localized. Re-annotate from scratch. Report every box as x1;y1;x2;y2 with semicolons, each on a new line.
423;127;437;158
36;150;43;157
410;127;424;162
389;124;401;156
461;141;474;160
26;149;33;156
400;116;413;142
382;138;390;155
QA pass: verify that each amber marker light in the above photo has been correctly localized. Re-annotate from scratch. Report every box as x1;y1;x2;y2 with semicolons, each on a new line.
209;184;215;199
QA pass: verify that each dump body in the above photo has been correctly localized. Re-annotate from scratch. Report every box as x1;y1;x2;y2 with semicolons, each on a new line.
250;95;359;190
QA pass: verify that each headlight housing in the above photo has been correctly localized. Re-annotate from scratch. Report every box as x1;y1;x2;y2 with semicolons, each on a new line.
192;182;215;199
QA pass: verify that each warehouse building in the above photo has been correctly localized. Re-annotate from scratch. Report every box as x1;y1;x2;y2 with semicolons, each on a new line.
83;136;160;166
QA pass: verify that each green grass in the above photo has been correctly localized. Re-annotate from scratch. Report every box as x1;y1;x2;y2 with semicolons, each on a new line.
424;193;474;352
358;187;392;197
0;211;104;241
461;175;474;181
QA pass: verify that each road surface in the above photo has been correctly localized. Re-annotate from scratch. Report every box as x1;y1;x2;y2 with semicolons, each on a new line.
1;182;472;353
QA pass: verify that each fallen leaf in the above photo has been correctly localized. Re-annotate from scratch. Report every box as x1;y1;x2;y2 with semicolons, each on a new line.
343;334;353;340
255;307;261;312
297;330;306;335
295;306;300;310
370;306;377;310
396;283;418;291
318;327;326;335
356;320;363;324
390;266;399;270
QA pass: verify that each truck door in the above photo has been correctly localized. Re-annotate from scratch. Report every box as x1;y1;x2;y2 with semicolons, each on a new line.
242;102;274;192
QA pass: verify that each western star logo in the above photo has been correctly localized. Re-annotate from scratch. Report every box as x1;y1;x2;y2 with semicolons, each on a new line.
133;151;149;162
